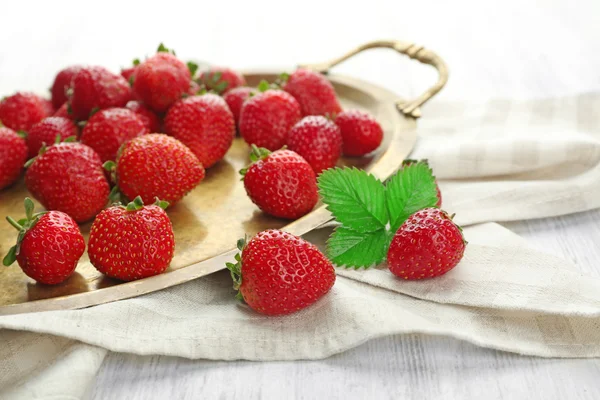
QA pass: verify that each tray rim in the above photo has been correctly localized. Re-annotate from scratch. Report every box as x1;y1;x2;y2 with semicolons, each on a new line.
0;73;417;316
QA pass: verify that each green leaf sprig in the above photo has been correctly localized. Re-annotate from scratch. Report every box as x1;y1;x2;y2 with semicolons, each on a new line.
317;161;439;268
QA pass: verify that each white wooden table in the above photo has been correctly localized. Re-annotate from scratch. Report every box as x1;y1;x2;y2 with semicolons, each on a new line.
3;0;600;398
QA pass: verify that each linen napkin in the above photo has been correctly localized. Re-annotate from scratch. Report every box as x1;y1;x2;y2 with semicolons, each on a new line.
1;92;600;399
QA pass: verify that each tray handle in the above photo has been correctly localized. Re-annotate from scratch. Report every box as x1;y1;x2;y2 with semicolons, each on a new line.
299;40;448;118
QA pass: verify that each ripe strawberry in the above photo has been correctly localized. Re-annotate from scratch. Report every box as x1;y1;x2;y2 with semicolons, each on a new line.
27;117;79;159
0;92;52;132
287;116;342;174
199;67;246;94
282;69;342;117
239;89;301;151
133;50;190;112
3;198;85;285
223;87;256;131
81;108;148;162
53;103;75;120
335;110;383;156
0;127;27;190
69;66;132;121
227;229;335;315
164;94;235;168
403;159;442;207
111;133;205;205
50;65;82;109
241;146;318;219
41;98;54;115
125;101;161;132
387;208;466;280
88;196;174;281
25;142;110;222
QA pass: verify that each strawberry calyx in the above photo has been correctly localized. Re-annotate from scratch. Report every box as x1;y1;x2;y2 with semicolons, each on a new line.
238;144;272;178
16;130;27;139
157;43;176;56
125;196;145;211
187;61;199;78
3;198;47;266
196;70;228;94
225;236;247;301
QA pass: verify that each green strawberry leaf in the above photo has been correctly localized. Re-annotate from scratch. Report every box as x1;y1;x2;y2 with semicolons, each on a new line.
318;167;387;233
386;161;438;233
326;227;390;268
257;80;270;93
24;198;34;220
187;61;199;77
133;58;140;66
3;245;17;266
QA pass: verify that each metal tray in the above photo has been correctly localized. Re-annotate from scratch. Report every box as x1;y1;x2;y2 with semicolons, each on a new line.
0;40;447;315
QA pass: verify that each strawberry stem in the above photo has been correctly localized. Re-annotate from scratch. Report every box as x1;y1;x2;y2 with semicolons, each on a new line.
6;216;23;231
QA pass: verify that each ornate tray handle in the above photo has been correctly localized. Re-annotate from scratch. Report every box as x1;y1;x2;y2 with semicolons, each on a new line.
300;40;449;118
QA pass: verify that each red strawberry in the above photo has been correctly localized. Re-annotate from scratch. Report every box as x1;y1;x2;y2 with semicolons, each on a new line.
41;98;54;115
335;110;383;156
133;50;190;112
125;100;161;133
164;94;235;168
111;133;205;205
25;142;110;222
282;69;342;117
223;87;256;131
120;64;138;82
0;92;52;131
0;127;28;190
53;103;75;120
239;89;301;151
241;146;318;219
227;229;336;315
81;108;148;162
199;67;246;94
287;116;342;174
27;117;79;159
403;159;442;207
3;198;85;285
88;196;174;281
387;208;466;280
69;66;132;121
51;66;82;109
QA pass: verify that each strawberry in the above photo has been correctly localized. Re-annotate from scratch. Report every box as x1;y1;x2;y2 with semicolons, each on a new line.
0;92;52;132
50;65;82;109
335;110;383;156
80;108;148;162
227;229;335;315
110;133;205;205
282;69;342;117
133;48;190;113
53;103;75;120
26;117;79;159
164;94;235;168
69;66;132;121
3;198;85;285
287;116;342;174
241;146;318;219
0;127;28;190
239;89;301;151
41;98;54;115
403;159;442;207
223;87;256;131
199;67;246;94
387;208;466;280
125;100;161;133
25;142;110;222
88;196;174;281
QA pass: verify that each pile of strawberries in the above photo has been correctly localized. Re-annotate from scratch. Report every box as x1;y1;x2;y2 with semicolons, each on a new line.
0;44;465;317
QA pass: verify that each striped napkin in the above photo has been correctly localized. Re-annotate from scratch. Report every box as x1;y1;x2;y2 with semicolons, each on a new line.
1;93;599;399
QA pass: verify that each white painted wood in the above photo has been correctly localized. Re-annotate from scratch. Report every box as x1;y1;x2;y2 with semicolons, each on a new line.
87;211;600;400
2;0;599;398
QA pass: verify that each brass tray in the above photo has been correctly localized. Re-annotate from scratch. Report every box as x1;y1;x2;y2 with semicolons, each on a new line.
0;40;447;315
